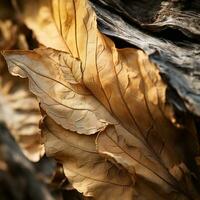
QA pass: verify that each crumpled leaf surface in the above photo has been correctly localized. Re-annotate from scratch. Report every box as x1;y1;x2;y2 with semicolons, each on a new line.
0;18;44;161
2;0;200;199
43;116;135;200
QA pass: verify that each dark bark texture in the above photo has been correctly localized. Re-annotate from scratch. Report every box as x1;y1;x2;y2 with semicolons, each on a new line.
90;0;200;117
0;123;54;200
0;123;87;200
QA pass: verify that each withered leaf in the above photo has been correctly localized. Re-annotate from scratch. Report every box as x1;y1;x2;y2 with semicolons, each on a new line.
43;116;135;200
2;0;200;199
3;48;114;134
0;59;44;161
0;19;44;162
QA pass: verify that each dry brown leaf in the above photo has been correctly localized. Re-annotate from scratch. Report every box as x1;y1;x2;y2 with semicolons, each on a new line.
0;18;44;161
2;0;200;199
42;116;135;200
43;116;190;200
3;48;115;135
17;0;73;52
96;125;199;199
0;60;44;161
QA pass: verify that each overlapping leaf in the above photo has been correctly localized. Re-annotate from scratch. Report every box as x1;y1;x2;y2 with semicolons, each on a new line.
0;18;44;161
2;0;200;199
42;116;135;200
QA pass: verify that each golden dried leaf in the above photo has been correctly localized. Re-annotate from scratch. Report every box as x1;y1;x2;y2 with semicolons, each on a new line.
2;0;200;199
0;19;44;161
0;61;44;161
43;116;135;200
3;48;115;134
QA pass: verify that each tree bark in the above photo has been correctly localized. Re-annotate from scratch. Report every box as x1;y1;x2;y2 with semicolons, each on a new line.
90;0;200;117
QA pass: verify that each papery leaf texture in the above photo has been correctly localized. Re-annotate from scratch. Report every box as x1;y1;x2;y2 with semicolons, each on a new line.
2;0;200;199
0;19;44;161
